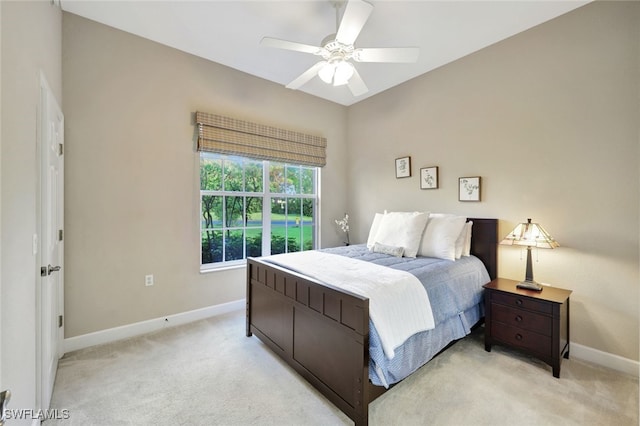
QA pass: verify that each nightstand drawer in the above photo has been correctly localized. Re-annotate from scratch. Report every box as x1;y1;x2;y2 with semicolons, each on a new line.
491;323;552;357
492;291;552;314
491;303;552;336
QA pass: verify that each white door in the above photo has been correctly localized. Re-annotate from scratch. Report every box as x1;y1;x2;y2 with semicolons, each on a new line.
38;73;64;410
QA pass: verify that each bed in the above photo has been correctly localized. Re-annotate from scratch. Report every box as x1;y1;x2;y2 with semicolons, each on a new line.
246;217;497;425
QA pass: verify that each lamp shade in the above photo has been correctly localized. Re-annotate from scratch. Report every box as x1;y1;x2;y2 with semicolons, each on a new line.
500;218;559;291
500;218;559;249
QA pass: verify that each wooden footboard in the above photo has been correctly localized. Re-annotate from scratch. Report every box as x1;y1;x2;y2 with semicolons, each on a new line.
246;258;375;425
246;218;497;425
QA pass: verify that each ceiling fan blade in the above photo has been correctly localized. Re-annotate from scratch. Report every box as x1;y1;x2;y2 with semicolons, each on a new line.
286;61;327;90
347;67;368;97
335;0;374;46
353;47;420;63
261;37;323;55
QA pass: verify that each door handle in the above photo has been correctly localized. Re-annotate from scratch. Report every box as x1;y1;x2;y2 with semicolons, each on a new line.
47;264;61;275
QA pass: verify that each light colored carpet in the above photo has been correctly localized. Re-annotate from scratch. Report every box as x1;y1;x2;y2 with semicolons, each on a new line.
49;309;638;425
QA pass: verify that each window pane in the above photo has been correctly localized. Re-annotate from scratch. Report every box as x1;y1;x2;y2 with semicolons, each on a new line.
202;195;222;229
246;194;263;258
271;197;286;255
271;197;285;217
202;230;222;264
271;235;286;255
301;167;314;195
200;155;222;191
224;230;244;261
286;165;300;195
246;229;262;257
302;198;314;251
245;160;263;193
246;196;263;227
223;157;243;191
287;198;302;252
225;196;244;228
269;163;285;193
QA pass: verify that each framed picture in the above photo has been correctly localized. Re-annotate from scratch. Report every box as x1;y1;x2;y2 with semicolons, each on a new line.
420;166;439;189
459;176;481;201
395;156;411;178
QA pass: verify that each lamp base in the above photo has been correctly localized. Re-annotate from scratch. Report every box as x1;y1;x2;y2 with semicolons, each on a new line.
517;280;543;291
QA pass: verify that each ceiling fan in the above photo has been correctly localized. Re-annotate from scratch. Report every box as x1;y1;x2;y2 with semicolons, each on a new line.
261;0;419;97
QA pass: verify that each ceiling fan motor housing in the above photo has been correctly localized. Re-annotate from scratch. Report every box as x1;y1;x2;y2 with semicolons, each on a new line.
320;34;355;61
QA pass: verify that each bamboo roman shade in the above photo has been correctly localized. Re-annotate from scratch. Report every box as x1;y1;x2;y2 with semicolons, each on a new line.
196;111;326;167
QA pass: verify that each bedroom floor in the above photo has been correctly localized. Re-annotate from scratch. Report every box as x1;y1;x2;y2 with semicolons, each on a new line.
49;309;638;425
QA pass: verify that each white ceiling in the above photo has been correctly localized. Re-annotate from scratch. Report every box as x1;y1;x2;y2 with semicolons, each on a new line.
60;0;589;106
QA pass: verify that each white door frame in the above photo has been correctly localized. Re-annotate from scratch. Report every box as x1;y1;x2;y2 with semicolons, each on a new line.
0;1;3;413
36;72;64;411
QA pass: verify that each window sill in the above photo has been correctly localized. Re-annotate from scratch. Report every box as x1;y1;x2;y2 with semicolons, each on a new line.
200;260;246;274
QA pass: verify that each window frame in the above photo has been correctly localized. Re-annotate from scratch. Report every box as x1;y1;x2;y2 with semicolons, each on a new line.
200;153;319;272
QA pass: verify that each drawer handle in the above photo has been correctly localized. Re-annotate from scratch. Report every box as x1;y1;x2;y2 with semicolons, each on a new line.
515;333;523;341
515;315;523;322
515;299;523;306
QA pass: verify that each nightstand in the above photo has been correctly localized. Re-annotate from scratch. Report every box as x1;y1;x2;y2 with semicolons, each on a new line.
483;278;572;378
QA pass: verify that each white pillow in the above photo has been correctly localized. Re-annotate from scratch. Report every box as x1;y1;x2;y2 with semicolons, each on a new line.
454;224;466;259
374;211;429;258
427;213;470;259
366;213;384;249
454;221;473;259
463;221;473;257
418;214;467;261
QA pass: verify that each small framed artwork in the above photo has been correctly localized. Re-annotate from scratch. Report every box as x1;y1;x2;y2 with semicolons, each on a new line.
395;156;411;178
420;166;439;189
459;176;481;201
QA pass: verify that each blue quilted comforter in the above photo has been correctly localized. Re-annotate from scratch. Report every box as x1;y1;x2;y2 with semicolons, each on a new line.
321;244;490;387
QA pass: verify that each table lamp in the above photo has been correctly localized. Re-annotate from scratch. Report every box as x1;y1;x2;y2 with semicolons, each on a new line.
500;218;559;291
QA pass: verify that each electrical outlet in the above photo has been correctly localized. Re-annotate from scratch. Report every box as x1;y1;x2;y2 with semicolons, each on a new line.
145;274;154;286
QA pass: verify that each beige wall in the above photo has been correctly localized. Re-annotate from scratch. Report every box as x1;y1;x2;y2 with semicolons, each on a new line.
63;2;639;362
1;0;62;417
348;2;639;361
62;13;348;337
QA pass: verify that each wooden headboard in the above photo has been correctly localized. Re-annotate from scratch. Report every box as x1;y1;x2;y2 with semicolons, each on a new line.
467;218;498;281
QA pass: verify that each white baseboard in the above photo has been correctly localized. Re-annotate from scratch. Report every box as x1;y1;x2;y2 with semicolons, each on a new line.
64;300;639;378
64;299;245;353
571;342;639;377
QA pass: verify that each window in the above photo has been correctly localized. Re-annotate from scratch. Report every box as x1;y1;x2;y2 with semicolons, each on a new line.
200;152;318;269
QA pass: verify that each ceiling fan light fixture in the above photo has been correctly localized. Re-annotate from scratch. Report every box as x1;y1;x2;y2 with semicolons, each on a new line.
333;61;354;86
318;59;354;86
318;62;336;84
